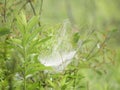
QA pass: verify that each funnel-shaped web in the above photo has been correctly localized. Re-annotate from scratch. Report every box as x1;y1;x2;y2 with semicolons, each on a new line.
40;51;76;72
39;20;82;72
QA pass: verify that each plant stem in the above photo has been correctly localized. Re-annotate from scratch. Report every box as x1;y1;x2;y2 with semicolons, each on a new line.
23;46;27;90
28;0;36;15
38;0;43;26
18;1;28;14
3;0;7;22
87;32;112;61
39;0;43;16
87;81;89;90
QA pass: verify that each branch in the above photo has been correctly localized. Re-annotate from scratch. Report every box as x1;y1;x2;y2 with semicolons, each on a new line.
3;0;7;22
18;1;28;14
28;0;36;15
87;32;112;61
39;0;43;16
38;0;43;26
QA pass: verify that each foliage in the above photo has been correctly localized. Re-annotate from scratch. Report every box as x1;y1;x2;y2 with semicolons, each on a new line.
0;0;119;90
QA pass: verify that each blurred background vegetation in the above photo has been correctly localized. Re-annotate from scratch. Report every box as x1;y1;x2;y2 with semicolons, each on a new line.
0;0;120;90
41;1;120;89
42;0;120;46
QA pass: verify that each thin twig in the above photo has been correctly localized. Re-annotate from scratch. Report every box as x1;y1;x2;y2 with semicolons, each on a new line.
28;0;42;26
85;40;99;59
3;0;7;22
76;28;96;54
87;32;112;61
18;1;28;14
28;0;36;15
9;0;23;9
38;0;43;26
83;27;96;43
39;0;43;16
87;81;89;90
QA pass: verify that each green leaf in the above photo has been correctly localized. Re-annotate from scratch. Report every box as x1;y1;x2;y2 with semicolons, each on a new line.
95;70;103;75
38;36;52;44
0;27;10;36
16;16;25;35
16;12;27;35
111;28;118;32
61;77;67;86
27;16;39;32
79;63;89;68
28;27;42;42
22;27;43;46
26;36;51;54
73;32;80;43
83;39;92;45
11;38;22;45
47;80;56;88
26;63;52;75
22;33;31;46
20;11;27;26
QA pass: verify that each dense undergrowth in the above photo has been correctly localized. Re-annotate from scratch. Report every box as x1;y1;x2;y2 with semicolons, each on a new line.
0;0;119;90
